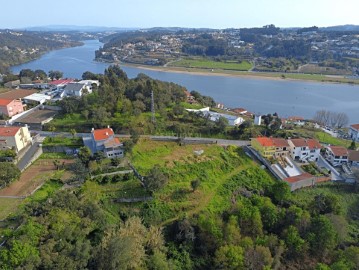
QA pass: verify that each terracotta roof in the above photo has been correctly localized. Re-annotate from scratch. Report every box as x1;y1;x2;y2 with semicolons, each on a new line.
287;116;304;121
49;79;74;86
351;124;359;130
254;137;289;148
271;138;289;148
0;99;13;106
104;138;121;148
285;172;313;183
93;128;114;141
0;126;21;137
254;137;274;147
307;139;322;150
290;138;321;149
328;146;348;156
349;150;359;162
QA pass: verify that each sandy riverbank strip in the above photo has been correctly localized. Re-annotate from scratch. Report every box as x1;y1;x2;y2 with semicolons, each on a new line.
118;63;359;85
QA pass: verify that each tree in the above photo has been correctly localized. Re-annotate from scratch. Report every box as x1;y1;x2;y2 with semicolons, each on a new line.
143;165;168;192
48;70;63;80
78;146;92;167
0;162;21;187
190;179;201;192
215;245;244;269
70;129;77;139
307;215;338;257
284;225;306;256
82;71;99;80
34;69;47;80
270;180;291;204
19;69;35;80
216;116;229;132
349;140;356;150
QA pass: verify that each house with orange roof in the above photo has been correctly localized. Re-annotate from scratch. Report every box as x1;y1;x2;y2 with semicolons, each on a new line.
251;137;289;158
0;99;24;117
83;126;124;159
349;124;359;141
325;145;348;166
288;138;322;162
0;126;32;153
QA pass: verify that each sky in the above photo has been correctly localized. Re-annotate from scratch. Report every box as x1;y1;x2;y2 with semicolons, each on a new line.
2;0;359;29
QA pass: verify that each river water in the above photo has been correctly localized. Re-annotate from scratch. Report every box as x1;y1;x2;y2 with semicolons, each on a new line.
11;40;359;123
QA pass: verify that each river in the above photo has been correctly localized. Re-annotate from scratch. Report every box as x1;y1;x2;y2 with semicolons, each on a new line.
11;40;359;123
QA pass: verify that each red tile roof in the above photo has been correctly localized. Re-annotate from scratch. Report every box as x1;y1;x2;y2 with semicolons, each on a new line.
0;126;21;137
254;137;274;147
49;79;74;86
93;128;114;141
254;137;289;148
290;138;321;149
351;124;359;130
0;99;13;106
328;146;348;156
272;138;289;148
285;172;313;183
104;138;121;148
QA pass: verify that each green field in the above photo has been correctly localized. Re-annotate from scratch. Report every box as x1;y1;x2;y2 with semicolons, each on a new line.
0;198;23;220
170;58;253;71
290;127;351;148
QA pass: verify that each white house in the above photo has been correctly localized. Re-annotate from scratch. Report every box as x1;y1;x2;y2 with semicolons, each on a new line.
0;126;32;153
83;127;124;159
63;83;90;97
325;145;349;166
185;107;244;126
349;124;359;141
288;138;322;162
23;93;51;105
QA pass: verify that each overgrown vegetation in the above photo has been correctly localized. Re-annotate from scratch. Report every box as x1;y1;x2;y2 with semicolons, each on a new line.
2;139;359;269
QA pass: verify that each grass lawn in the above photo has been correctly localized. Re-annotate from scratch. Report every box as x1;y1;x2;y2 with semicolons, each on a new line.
289;127;351;148
0;198;23;220
43;136;83;147
170;58;252;71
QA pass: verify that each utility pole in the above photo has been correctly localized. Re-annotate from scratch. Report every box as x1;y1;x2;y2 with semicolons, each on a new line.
151;90;156;124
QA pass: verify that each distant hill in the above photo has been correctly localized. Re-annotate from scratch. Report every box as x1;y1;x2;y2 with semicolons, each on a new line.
320;25;359;32
21;25;138;32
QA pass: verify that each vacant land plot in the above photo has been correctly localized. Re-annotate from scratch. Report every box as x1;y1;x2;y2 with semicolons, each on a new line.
170;58;252;71
0;159;73;197
298;64;351;75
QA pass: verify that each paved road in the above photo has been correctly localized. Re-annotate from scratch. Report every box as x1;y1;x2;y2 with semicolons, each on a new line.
16;142;41;171
32;131;250;147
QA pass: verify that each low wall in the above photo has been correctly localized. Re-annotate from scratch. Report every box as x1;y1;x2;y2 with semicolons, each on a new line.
42;105;62;111
42;146;78;153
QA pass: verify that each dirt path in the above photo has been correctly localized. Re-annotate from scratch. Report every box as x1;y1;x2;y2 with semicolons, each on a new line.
0;159;73;197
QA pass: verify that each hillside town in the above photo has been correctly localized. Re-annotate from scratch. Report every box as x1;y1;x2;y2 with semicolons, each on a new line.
1;71;359;196
96;26;359;76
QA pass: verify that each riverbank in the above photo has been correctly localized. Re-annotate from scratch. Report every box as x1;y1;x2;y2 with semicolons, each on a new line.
116;62;359;85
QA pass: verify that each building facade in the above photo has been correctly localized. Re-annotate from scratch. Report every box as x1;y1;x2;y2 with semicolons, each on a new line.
251;137;289;158
0;126;32;153
325;145;349;166
0;99;24;117
349;124;359;141
288;138;321;162
84;127;124;159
